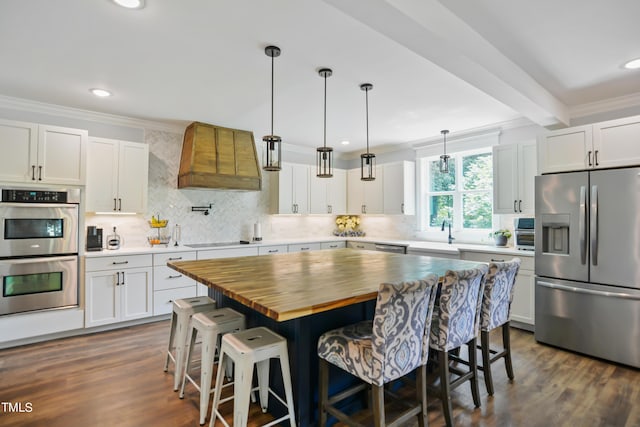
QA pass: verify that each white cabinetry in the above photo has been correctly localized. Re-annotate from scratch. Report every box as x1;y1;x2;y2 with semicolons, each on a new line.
321;241;346;250
86;137;149;213
270;163;310;214
153;251;197;315
0;119;87;184
493;142;536;214
310;168;347;214
197;247;259;296
288;242;321;252
347;167;384;214
383;161;415;215
85;254;153;328
538;115;640;174
460;251;535;329
347;241;377;251
258;245;288;255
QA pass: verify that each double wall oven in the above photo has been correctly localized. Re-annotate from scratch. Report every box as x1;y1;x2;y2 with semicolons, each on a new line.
0;188;80;316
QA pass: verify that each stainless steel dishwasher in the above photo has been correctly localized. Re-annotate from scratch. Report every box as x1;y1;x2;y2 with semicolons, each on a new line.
374;243;407;254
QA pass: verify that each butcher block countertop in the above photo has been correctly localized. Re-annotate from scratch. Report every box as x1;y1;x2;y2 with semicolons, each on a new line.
168;248;484;322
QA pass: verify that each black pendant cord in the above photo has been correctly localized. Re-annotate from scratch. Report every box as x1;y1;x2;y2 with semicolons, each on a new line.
365;87;370;154
270;53;274;137
323;73;327;148
443;130;446;155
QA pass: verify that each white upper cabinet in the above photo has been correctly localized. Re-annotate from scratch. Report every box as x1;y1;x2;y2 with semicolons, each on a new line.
383;161;415;215
310;168;347;214
538;115;640;174
493;141;536;214
86;138;149;213
270;162;310;214
347;167;384;214
0;119;87;185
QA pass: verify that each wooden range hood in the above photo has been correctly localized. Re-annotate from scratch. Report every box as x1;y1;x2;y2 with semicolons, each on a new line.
178;121;262;191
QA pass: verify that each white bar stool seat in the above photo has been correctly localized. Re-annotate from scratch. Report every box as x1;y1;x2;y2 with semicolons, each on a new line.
164;296;217;391
180;308;246;425
210;326;296;427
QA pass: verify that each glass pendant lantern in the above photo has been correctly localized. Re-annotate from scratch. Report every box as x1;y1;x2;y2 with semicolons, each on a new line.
316;68;333;178
263;45;282;172
360;83;376;181
439;129;450;174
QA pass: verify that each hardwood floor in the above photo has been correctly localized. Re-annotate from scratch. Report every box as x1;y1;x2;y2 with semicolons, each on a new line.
0;320;638;427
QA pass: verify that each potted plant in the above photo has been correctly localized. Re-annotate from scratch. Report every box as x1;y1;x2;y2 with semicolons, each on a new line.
491;229;512;247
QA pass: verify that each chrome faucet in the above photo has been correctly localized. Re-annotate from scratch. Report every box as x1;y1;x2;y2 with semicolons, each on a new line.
441;220;454;245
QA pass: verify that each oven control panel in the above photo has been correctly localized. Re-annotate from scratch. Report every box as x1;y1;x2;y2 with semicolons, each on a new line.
1;188;79;204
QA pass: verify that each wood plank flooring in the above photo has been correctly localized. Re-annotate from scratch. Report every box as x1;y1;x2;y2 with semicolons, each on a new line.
0;320;638;426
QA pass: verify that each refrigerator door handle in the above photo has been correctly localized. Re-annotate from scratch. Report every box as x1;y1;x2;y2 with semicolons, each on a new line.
537;280;640;301
591;185;598;266
579;185;587;264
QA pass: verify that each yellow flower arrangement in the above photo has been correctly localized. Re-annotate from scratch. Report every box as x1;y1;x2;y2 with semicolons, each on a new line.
333;215;365;237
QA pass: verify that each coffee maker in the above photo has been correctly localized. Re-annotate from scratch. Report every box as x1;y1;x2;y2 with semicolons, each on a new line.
86;226;103;251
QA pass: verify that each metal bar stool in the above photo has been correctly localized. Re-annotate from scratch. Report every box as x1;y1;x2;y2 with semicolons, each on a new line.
164;296;217;391
180;308;246;425
210;326;296;427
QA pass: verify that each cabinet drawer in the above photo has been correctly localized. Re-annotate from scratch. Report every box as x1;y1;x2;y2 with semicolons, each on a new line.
153;265;196;291
153;287;197;316
153;251;196;266
288;242;321;252
197;247;259;259
461;251;534;271
258;245;288;255
347;241;377;251
321;241;346;250
86;254;152;272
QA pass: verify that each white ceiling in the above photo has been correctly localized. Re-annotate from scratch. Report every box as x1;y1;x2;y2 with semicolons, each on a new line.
0;0;639;154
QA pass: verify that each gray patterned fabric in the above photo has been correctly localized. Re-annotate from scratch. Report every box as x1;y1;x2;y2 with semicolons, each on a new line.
480;258;521;331
317;275;439;386
429;266;488;352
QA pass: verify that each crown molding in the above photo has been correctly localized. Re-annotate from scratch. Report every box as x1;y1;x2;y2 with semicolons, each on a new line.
0;94;187;133
570;92;640;119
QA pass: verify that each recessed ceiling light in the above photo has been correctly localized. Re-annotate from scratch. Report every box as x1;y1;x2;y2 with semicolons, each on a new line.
341;140;350;145
624;58;640;69
112;0;145;9
90;88;112;97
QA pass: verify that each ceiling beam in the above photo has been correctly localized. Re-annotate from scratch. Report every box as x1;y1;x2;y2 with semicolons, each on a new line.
323;0;569;127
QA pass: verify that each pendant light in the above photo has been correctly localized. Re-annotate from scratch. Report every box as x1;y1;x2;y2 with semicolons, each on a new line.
439;129;450;174
263;45;282;172
316;68;334;178
360;83;375;181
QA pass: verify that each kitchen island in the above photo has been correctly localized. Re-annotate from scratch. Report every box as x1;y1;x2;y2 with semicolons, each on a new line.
168;248;484;426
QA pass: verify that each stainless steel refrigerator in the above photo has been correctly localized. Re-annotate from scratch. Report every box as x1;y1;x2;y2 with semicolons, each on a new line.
535;168;640;368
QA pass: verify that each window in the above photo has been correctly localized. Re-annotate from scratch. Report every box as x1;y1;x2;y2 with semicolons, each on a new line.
421;147;493;232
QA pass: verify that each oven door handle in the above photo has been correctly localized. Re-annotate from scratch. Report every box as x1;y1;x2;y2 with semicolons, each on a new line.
0;255;77;265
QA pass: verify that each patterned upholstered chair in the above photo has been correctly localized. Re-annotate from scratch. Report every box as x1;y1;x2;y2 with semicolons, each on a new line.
317;275;439;427
428;266;488;427
479;258;521;395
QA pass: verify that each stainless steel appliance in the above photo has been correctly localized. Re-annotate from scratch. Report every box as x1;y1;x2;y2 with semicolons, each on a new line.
86;226;103;251
535;169;640;368
374;243;407;254
0;188;80;316
514;217;534;251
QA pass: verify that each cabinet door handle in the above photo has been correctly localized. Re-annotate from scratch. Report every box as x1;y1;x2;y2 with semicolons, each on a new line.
38;165;43;181
401;203;405;214
491;258;505;262
357;245;364;249
113;198;117;211
167;257;183;261
587;150;593;166
513;200;518;213
118;198;122;211
594;150;599;166
120;271;125;286
329;245;338;248
168;274;182;279
31;165;36;181
300;247;310;251
116;271;121;286
112;260;129;265
518;200;522;212
327;205;332;214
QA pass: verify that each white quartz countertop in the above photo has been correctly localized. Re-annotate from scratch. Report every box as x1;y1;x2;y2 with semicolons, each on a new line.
83;236;532;257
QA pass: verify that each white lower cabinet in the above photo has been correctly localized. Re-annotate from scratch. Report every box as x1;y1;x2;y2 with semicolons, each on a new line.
321;241;346;250
258;245;288;255
85;254;153;328
347;241;377;251
288;242;322;252
153;251;197;315
460;251;535;328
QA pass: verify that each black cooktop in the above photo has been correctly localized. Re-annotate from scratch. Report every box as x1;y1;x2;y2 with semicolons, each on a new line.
185;241;251;248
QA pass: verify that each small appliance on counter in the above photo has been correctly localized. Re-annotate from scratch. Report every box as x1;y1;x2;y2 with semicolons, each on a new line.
253;222;262;242
514;217;534;251
106;226;122;250
86;226;103;251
